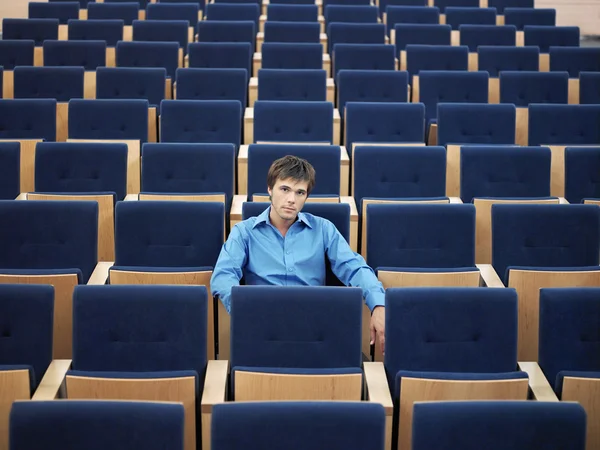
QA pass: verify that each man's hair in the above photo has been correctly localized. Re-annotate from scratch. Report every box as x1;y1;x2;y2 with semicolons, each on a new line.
267;155;316;195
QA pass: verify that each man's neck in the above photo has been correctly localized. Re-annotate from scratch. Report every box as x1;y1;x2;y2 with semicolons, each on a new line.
269;208;295;237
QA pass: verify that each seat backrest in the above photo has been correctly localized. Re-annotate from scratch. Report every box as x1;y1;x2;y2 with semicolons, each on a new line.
2;19;59;46
437;103;516;146
159;99;242;145
524;25;580;53
106;0;149;6
488;0;534;13
477;45;539;76
549;47;600;78
412;401;586;450
205;3;260;27
324;5;379;25
406;44;468;80
504;7;555;30
580;72;600;105
230;285;363;368
35;142;128;200
114;200;224;267
29;1;79;24
460;145;551;203
10;401;185;450
500;71;568;106
528;104;600;146
433;0;478;13
14;66;84;102
394;24;451;52
176;68;248;105
0;40;35;70
187;42;252;72
338;70;408;113
333;43;395;78
445;6;496;30
564;147;600;203
43;40;106;71
267;4;319;22
263;21;321;43
387;7;440;37
146;2;200;29
87;2;138;25
257;68;326;102
491;204;600;280
0;142;20;200
459;25;516;52
0;200;98;282
132;19;189;51
67;19;124;46
96;67;166;107
0;98;57;141
197;21;256;52
116;41;179;78
0;284;53;389
328;23;385;55
68;98;149;142
384;0;429;15
262;42;322;69
366;203;476;269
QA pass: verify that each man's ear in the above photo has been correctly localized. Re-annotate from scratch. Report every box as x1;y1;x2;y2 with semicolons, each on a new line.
267;185;272;198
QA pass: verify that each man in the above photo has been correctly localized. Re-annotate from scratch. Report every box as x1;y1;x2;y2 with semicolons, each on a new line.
211;155;386;353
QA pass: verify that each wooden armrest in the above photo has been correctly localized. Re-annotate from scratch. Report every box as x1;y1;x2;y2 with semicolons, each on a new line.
518;361;559;402
559;197;569;204
363;362;393;414
124;194;138;201
327;78;334;88
244;107;254;120
448;197;463;203
201;360;229;412
476;263;504;288
254;53;262;61
249;77;258;87
31;359;72;400
340;196;358;217
87;261;113;285
230;195;247;217
15;193;27;200
340;146;349;161
238;145;249;159
333;108;340;121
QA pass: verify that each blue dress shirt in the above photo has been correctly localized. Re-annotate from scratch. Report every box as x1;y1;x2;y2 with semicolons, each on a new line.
211;206;385;313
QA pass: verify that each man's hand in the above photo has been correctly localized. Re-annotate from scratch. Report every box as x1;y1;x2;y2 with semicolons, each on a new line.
369;306;385;356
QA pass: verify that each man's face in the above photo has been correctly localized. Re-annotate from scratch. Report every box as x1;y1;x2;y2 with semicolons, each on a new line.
267;177;309;222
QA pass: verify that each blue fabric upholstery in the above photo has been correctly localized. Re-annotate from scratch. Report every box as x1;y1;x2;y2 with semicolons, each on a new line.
29;2;79;25
437;103;516;146
354;146;446;207
325;5;379;25
528;104;600;146
14;66;84;102
132;20;189;52
387;7;440;37
0;40;35;70
345;102;425;151
43;40;106;70
412;401;586;450
0;284;53;390
459;25;516;52
327;0;372;6
0;200;98;283
524;25;580;53
445;7;497;30
333;43;395;78
477;45;540;76
406;44;468;81
420;71;489;122
394;24;451;52
253;101;333;144
197;21;256;52
383;0;429;14
87;3;138;25
188;42;252;73
246;144;340;196
262;43;323;69
328;23;385;55
212;402;385;450
10;401;185;450
504;7;555;30
267;5;319;22
2;19;59;46
141;143;235;205
539;288;600;395
106;0;149;6
35;142;128;201
366;203;475;269
116;41;179;78
337;70;408;114
580;72;600;105
96;67;166;107
264;22;321;43
146;3;200;29
67;19;124;46
500;71;568;106
565;147;600;203
491;204;600;282
230;285;363;368
0;142;20;200
269;0;316;6
0;99;56;142
549;47;600;78
488;0;534;14
460;146;551;203
160;99;242;145
205;3;260;27
176;68;248;106
433;0;478;12
68;99;149;142
258;69;326;102
160;0;202;6
114;200;224;267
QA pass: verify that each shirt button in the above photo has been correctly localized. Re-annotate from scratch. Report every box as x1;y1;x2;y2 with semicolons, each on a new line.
286;250;291;255
288;267;294;272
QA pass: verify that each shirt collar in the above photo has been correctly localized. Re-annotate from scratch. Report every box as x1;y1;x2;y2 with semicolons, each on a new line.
252;206;313;229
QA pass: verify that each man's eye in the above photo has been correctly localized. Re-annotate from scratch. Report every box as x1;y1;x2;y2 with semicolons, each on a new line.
281;187;289;192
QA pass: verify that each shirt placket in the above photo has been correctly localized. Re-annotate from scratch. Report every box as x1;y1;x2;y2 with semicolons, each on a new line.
283;226;297;284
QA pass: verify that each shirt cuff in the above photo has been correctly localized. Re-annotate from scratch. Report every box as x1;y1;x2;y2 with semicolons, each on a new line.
365;291;385;313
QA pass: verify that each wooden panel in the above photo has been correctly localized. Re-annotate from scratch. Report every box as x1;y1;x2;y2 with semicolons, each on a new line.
516;107;529;146
412;76;420;103
248;77;258;107
378;270;481;289
84;71;96;99
106;48;116;68
56;103;69;143
67;375;196;450
2;71;14;99
568;78;580;105
398;377;528;450
563;376;600;450
489;78;500;104
468;53;478;71
139;193;226;202
0;274;78;359
508;269;600;360
584;199;600;205
148;108;157;143
0;139;41;193
0;370;30;450
217;299;230;360
34;47;43;67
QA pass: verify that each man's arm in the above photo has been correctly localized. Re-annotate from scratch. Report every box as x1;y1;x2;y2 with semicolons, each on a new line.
210;224;249;314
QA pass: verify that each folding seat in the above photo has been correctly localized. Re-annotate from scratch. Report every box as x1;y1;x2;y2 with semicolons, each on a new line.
326;0;372;5
246;100;339;145
197;21;257;54
500;71;569;145
406;44;468;90
10;401;185;450
418;71;489;145
488;0;534;15
29;2;80;40
382;0;429;16
87;2;139;36
212;402;385;450
445;7;497;44
0;142;20;200
538;288;600;450
146;2;201;43
263;0;319;17
206;3;260;31
437;103;516;196
412;401;585;450
460;145;555;263
580;72;600;105
67;19;124;67
259;21;323;52
528;104;600;196
327;23;386;57
188;42;252;75
324;5;379;28
564;147;600;204
257;42;327;76
333;44;396;80
459;25;516;70
524;26;580;71
433;0;478;14
504;7;555;34
337;70;409;116
549;48;600;104
2;19;58;67
393;24;451;71
176;68;248;108
133;20;189;66
105;0;150;19
250;68;329;106
0;41;35;99
31;284;209;450
385;6;439;37
266;4;319;22
489;203;600;360
345;102;426;153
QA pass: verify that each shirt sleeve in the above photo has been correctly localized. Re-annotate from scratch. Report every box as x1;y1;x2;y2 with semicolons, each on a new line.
323;220;385;312
210;223;249;314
